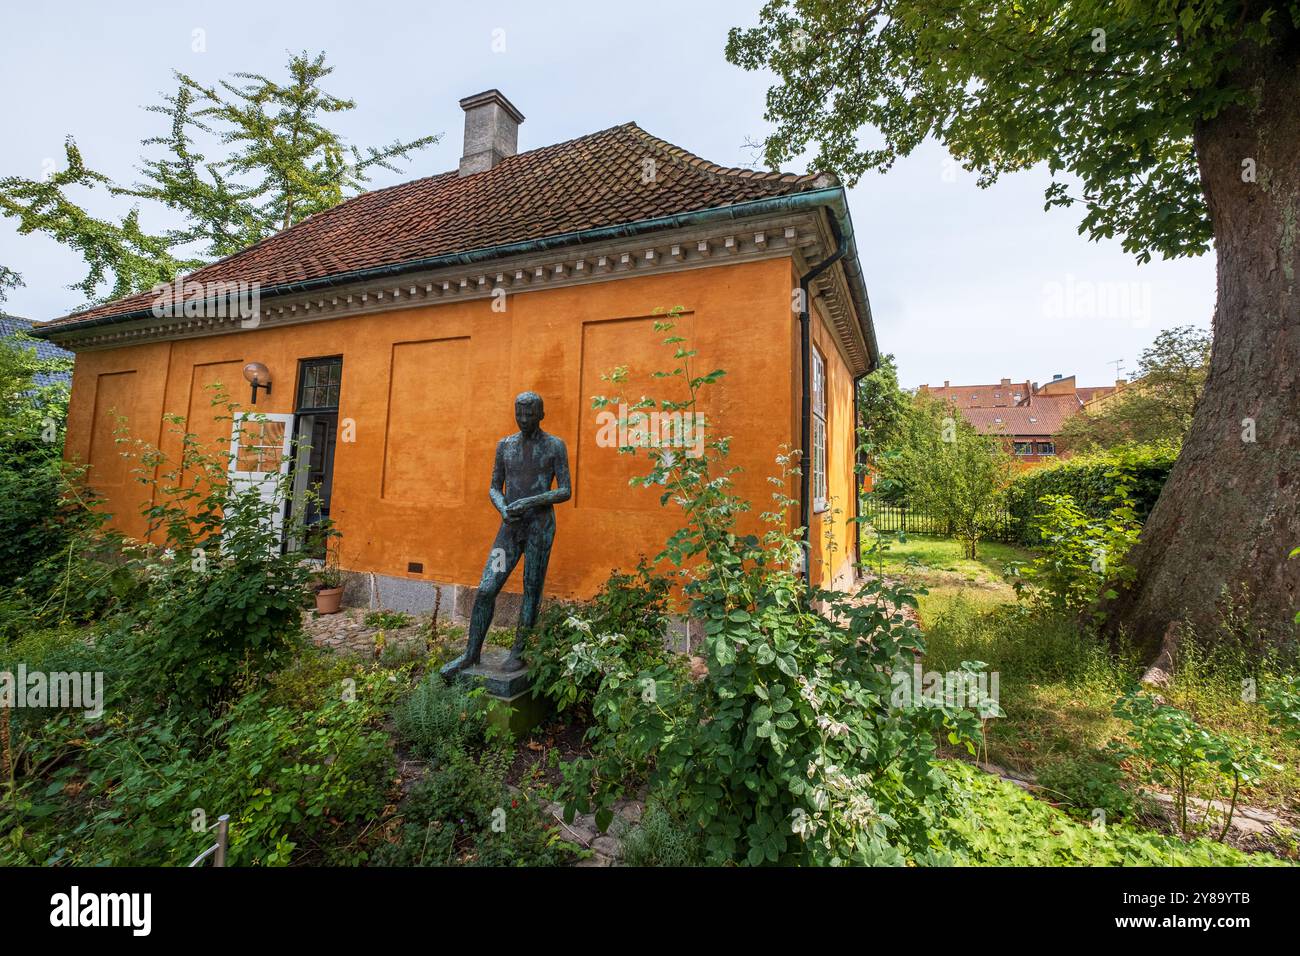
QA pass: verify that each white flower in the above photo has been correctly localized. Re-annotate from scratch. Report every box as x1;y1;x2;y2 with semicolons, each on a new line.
816;714;851;737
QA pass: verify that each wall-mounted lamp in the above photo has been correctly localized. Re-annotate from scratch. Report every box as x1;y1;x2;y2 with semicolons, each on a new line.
242;362;272;405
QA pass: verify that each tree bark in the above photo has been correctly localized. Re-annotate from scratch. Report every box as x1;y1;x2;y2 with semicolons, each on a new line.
1106;20;1300;655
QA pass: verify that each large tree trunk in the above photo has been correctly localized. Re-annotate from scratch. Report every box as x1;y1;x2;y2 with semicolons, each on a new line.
1107;22;1300;656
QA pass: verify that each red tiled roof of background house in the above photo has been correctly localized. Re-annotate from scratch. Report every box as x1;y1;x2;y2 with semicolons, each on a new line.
960;401;1077;436
918;379;1031;408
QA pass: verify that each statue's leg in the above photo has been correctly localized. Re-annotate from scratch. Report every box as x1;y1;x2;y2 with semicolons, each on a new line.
442;525;522;678
505;513;555;670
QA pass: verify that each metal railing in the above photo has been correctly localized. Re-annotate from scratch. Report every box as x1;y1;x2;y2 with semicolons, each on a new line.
860;501;1021;543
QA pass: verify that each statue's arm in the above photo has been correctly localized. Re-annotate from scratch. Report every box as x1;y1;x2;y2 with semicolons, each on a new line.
488;440;509;519
549;439;572;505
509;438;572;511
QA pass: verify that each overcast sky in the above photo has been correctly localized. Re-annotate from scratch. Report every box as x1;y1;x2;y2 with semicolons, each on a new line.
0;0;1216;389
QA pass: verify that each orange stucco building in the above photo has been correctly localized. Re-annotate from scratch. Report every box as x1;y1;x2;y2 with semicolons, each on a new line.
35;91;878;619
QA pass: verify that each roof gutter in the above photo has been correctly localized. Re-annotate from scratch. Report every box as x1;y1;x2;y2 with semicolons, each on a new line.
32;187;878;366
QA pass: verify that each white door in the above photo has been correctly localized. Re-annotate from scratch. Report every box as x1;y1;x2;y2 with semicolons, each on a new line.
228;412;295;538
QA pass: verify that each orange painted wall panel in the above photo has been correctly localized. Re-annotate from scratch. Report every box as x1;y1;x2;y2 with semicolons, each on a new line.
382;337;470;507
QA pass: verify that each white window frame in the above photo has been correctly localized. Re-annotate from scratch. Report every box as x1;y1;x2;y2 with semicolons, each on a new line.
228;411;295;539
812;348;828;514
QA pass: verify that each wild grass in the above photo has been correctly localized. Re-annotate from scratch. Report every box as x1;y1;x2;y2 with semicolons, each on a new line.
862;532;1032;625
920;594;1300;817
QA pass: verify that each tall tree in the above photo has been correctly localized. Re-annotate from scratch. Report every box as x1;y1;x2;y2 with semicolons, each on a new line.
857;352;911;454
876;395;1014;558
0;265;22;307
0;139;190;303
1;51;438;308
729;1;1300;649
125;51;439;257
1060;325;1210;452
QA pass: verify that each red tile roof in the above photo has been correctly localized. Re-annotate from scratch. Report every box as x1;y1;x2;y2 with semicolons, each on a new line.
46;123;826;329
961;396;1078;437
923;381;1030;408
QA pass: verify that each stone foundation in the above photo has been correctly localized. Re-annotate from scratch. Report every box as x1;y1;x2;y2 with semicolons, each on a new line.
340;570;523;627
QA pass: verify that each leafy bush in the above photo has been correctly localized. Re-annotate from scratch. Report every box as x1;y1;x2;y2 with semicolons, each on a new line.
2;660;399;867
554;316;987;865
108;402;315;716
620;801;705;867
1262;676;1300;742
1005;444;1175;544
213;676;396;865
1011;481;1140;619
873;394;1014;558
392;672;493;764
0;332;137;628
529;557;674;715
373;748;570;867
1111;691;1276;842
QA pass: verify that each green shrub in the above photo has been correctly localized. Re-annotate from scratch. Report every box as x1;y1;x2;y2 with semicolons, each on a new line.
529;557;673;715
620;801;705;867
107;403;315;716
555;316;987;866
1111;691;1276;842
2;654;399;867
213;676;396;865
1011;482;1140;619
391;672;493;764
1005;444;1176;544
0;339;140;629
373;748;570;867
1262;676;1300;742
0;334;73;584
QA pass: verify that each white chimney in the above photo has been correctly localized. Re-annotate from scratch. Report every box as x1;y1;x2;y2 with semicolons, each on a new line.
458;89;525;176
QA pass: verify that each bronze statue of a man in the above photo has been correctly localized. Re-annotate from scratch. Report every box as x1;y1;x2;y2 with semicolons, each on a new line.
443;391;570;677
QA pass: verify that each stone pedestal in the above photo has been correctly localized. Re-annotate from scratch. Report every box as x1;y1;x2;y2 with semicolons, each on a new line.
440;645;550;735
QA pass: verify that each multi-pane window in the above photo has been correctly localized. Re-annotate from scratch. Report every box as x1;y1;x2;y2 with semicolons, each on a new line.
812;349;828;513
1013;441;1033;456
297;357;342;411
1037;441;1056;456
235;419;286;473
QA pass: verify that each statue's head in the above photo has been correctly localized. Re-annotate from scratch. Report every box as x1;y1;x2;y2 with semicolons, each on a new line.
515;391;544;434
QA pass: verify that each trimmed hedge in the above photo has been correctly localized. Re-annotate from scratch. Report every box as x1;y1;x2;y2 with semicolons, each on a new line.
1006;445;1178;544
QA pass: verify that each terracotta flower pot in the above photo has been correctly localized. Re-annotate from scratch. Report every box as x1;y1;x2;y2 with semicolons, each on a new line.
315;586;344;615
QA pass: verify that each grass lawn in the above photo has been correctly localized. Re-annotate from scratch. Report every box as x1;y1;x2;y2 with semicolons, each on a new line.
861;532;1033;625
